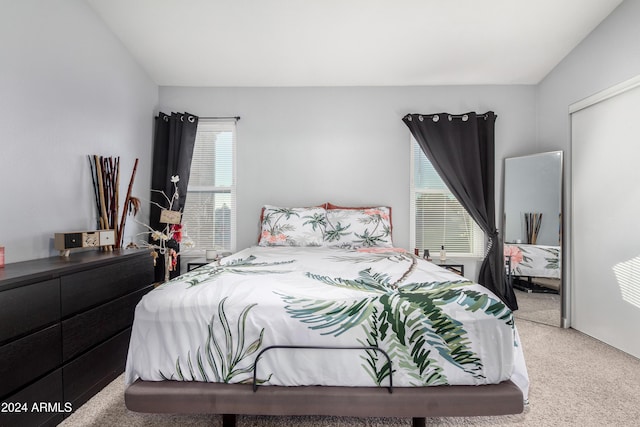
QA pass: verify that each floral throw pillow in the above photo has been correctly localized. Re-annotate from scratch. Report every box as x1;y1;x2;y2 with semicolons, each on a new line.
324;207;393;248
258;205;327;246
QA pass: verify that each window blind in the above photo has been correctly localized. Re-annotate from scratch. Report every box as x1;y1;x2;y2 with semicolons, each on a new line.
182;119;236;252
411;139;484;256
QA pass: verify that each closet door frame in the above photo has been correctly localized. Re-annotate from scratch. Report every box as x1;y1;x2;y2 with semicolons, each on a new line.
569;74;640;358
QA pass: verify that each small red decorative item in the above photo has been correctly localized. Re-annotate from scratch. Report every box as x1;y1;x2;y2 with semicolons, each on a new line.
170;224;182;243
0;246;5;268
169;248;178;271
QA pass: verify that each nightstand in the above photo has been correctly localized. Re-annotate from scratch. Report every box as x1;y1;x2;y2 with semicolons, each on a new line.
436;260;465;276
186;252;230;272
186;258;210;271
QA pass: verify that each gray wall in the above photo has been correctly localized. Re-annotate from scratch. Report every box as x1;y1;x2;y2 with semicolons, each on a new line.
160;85;536;252
537;0;640;152
8;0;635;278
0;0;158;263
535;0;640;327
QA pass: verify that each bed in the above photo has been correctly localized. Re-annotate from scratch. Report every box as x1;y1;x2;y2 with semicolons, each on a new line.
125;205;529;426
504;243;561;293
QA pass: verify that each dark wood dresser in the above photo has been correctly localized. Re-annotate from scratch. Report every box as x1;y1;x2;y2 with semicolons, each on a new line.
0;249;154;426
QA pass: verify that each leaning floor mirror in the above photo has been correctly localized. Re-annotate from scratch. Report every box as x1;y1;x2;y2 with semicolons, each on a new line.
503;151;563;327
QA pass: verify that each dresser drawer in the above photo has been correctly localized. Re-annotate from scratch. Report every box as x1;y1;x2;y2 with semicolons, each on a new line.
0;369;64;427
0;324;62;399
0;278;60;344
61;253;153;317
63;327;131;409
62;285;152;361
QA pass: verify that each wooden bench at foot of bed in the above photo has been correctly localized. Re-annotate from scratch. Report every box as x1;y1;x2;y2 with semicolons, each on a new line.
125;380;524;427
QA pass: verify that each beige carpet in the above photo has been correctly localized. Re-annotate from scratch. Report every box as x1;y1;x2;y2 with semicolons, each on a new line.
514;289;562;327
59;319;640;427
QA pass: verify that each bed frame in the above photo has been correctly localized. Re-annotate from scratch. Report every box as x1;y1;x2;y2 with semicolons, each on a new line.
126;251;525;425
125;379;524;427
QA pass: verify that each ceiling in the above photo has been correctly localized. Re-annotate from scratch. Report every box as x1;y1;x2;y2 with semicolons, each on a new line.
86;0;623;87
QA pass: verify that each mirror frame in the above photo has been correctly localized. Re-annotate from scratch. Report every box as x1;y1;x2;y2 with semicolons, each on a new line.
503;150;564;326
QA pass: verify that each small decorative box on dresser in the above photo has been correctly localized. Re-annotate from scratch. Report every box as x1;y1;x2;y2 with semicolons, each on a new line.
0;249;153;427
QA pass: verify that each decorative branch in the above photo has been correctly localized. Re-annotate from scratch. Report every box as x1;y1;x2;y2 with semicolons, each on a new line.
117;158;139;248
525;212;543;245
89;155;140;249
135;175;194;282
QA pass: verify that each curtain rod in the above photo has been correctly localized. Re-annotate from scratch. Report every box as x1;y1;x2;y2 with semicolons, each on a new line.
199;116;241;121
404;112;495;122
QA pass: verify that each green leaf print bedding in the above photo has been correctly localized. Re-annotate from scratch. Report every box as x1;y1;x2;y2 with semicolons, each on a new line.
125;246;528;396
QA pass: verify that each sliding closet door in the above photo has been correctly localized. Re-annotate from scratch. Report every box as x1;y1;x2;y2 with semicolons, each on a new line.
571;79;640;358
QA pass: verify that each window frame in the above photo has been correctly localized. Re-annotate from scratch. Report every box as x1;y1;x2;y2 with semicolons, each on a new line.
409;136;485;258
182;118;237;255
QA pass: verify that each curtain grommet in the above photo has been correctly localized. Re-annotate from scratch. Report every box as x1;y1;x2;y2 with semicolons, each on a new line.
462;114;468;121
431;115;438;122
188;116;195;123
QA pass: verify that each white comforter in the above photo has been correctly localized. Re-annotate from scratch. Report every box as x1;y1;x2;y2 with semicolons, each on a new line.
125;246;529;397
505;244;561;279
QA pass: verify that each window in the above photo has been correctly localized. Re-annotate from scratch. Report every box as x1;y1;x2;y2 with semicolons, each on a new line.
410;138;484;257
182;119;236;252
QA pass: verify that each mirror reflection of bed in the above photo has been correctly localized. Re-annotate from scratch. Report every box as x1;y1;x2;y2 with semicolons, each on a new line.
503;151;563;327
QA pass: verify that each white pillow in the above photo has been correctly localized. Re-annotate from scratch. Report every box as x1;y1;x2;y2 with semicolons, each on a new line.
324;207;393;248
258;205;327;246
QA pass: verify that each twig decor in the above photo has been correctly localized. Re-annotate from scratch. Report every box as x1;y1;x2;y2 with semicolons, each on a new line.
525;212;543;245
88;155;140;249
117;158;140;248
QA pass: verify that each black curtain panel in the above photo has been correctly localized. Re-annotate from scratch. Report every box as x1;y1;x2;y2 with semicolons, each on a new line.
402;112;517;311
150;112;199;280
